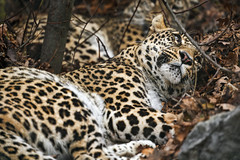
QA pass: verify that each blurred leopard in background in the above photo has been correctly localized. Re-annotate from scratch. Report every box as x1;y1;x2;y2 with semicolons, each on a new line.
13;0;199;71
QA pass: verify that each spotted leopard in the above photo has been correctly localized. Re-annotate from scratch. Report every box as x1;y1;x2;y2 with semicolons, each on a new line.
0;14;201;159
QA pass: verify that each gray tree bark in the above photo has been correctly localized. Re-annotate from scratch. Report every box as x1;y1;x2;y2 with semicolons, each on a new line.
40;0;74;73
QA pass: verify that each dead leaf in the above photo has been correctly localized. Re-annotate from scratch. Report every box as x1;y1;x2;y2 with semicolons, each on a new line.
219;41;230;45
217;103;236;111
233;65;240;72
208;96;217;104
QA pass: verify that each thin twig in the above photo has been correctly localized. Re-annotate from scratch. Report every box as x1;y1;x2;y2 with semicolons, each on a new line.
38;45;59;70
97;37;101;59
118;0;141;53
96;37;109;58
199;11;233;46
31;11;39;27
206;68;220;87
157;0;170;25
174;0;208;14
172;93;191;108
162;0;234;74
198;67;221;93
16;21;41;52
47;45;59;64
78;19;109;49
19;0;31;14
71;0;104;64
0;2;30;24
21;10;32;46
71;15;109;62
76;0;104;47
192;63;198;96
21;9;39;47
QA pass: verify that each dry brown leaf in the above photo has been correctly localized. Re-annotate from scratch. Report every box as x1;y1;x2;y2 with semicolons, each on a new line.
233;65;240;72
181;97;199;110
208;96;217;104
217;103;236;111
221;41;231;45
174;124;191;143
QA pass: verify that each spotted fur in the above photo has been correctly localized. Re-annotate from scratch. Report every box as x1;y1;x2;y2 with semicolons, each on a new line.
0;14;201;159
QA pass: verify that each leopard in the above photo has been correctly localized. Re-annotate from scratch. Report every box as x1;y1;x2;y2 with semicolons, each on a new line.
0;14;201;160
0;67;156;160
14;0;199;72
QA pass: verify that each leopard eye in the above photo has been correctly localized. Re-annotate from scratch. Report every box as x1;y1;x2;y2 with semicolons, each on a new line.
174;34;182;45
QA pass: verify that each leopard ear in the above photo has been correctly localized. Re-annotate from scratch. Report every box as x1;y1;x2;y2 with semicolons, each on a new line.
150;14;167;32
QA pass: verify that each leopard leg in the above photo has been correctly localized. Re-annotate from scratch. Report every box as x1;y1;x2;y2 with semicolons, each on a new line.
69;120;156;160
106;140;156;157
0;129;55;160
103;107;177;145
68;117;113;160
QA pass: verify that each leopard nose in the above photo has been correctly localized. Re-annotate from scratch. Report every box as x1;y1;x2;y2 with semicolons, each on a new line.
179;50;192;66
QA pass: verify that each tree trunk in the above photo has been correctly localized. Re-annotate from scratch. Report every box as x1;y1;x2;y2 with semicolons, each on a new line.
40;0;74;74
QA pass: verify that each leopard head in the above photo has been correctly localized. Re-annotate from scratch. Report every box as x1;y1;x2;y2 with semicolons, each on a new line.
136;14;201;99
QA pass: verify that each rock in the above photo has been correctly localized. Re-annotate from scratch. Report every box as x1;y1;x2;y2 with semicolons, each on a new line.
178;107;240;160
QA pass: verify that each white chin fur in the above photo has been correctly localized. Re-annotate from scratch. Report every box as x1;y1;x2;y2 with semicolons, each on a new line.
160;64;181;84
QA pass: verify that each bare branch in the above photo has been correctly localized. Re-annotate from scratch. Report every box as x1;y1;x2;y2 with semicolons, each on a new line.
71;14;110;64
16;20;41;52
21;11;33;46
0;2;30;23
174;0;208;14
199;11;233;46
162;0;234;74
118;0;141;53
71;0;105;64
96;37;110;59
157;0;170;25
79;20;109;46
76;0;103;44
206;68;221;87
172;93;191;108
